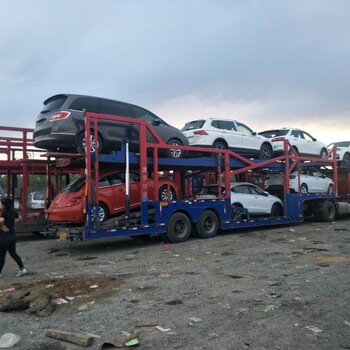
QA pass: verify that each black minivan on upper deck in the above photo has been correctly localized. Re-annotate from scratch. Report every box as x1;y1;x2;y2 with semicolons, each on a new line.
33;94;188;158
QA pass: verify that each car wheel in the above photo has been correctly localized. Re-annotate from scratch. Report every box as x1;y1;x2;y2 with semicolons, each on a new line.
327;184;333;194
159;185;176;201
94;203;108;223
320;148;328;159
288;146;299;156
300;183;308;194
213;140;227;150
166;139;184;159
271;203;283;217
259;143;273;159
77;131;102;154
342;153;350;167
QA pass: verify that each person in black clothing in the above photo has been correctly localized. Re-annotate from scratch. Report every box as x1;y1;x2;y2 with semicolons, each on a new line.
0;197;27;278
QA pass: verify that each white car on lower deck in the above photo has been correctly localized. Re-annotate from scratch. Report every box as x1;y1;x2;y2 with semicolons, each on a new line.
196;182;283;217
265;168;334;194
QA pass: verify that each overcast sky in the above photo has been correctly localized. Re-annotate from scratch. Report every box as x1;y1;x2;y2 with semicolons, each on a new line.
1;0;350;144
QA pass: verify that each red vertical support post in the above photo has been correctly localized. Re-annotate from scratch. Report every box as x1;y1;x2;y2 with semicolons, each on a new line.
332;146;338;196
283;139;290;199
139;123;148;203
224;151;230;199
85;113;92;227
21;131;29;219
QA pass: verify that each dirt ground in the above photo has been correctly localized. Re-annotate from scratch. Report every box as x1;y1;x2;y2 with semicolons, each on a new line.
0;219;350;350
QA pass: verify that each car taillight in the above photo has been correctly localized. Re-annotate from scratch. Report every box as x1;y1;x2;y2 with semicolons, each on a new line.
271;137;285;142
65;196;83;207
193;130;208;135
49;111;70;121
289;175;296;179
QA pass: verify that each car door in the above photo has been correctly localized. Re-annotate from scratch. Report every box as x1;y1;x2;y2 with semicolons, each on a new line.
300;130;320;156
209;120;242;150
247;184;270;213
308;168;324;192
290;129;309;154
104;173;126;213
128;172;141;207
235;122;260;151
300;169;317;192
231;184;257;214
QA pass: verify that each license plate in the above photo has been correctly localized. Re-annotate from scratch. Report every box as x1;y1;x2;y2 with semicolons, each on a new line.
58;231;67;240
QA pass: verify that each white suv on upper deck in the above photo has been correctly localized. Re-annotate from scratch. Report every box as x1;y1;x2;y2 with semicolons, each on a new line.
258;128;328;158
181;118;273;159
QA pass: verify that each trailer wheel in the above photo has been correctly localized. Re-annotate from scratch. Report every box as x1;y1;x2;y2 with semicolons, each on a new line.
195;210;219;239
320;201;336;222
166;212;191;243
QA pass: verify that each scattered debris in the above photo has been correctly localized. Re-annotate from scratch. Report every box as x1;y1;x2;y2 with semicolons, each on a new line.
344;321;350;327
45;329;94;347
157;274;171;278
189;316;202;323
52;297;68;305
268;281;282;286
90;284;99;289
316;256;350;264
294;323;305;328
165;299;183;305
124;254;136;261
77;256;97;261
207;329;219;338
156;326;171;332
0;333;21;348
305;326;323;335
262;305;279;313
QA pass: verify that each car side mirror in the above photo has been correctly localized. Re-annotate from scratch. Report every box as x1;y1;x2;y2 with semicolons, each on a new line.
263;191;269;196
313;138;317;141
252;131;257;136
152;119;161;126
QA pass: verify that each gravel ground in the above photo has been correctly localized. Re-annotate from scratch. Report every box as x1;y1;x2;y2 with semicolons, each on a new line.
0;219;350;350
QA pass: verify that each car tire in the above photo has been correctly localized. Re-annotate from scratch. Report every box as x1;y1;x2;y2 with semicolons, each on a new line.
166;139;184;159
213;140;227;150
327;184;334;194
289;146;299;156
259;143;273;159
271;203;283;217
320;148;328;159
95;203;108;223
342;153;350;167
300;183;308;194
77;131;102;154
159;185;176;201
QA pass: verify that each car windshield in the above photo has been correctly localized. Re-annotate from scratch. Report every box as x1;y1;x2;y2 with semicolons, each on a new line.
181;120;205;131
330;141;350;147
200;186;223;195
33;192;46;200
259;129;289;138
41;95;67;114
61;177;86;193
